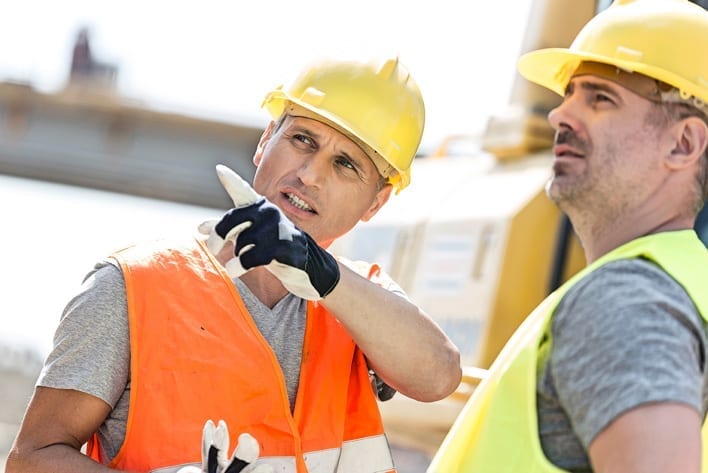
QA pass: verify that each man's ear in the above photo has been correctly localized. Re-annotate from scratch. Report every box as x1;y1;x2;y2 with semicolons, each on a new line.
667;116;708;170
253;121;277;166
361;184;393;222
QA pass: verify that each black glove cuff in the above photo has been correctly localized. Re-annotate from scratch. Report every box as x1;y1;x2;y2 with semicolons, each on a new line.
304;233;340;298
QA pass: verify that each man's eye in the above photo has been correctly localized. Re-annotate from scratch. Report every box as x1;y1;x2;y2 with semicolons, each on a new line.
594;93;614;104
335;157;356;171
293;133;313;146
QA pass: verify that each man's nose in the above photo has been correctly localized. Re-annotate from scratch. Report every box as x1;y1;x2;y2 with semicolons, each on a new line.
548;93;580;132
296;153;329;188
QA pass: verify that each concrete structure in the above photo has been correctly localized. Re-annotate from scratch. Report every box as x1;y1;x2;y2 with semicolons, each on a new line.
0;81;263;209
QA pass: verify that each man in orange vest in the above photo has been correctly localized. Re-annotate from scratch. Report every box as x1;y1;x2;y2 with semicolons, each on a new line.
6;57;462;473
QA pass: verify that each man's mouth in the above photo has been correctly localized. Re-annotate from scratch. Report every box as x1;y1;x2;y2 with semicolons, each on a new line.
553;145;584;159
285;192;315;213
554;131;586;158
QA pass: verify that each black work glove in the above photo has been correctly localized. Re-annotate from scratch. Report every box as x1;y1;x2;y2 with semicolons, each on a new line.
199;165;340;300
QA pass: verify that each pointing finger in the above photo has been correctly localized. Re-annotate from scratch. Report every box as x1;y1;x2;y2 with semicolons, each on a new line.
216;164;260;207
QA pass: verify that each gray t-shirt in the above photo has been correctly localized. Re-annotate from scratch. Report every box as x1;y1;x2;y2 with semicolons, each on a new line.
38;258;403;463
537;258;708;472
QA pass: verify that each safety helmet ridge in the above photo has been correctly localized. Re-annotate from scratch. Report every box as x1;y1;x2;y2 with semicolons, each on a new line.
261;57;425;193
517;0;708;106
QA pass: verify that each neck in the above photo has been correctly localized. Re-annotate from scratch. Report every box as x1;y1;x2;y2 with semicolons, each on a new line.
239;267;290;309
212;240;291;308
570;207;693;263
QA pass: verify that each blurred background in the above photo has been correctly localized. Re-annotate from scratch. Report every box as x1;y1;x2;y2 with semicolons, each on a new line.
0;0;535;154
1;1;707;472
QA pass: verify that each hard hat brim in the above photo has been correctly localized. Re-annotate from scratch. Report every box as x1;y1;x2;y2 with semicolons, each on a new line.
518;48;708;104
517;48;650;97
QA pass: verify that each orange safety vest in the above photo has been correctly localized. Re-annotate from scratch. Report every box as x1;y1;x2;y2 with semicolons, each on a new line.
86;237;396;473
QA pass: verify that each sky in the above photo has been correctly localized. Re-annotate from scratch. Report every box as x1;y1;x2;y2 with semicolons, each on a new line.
0;0;534;153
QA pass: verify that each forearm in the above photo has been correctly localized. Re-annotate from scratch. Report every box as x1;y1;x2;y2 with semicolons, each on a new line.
588;403;701;473
7;387;131;473
321;264;462;401
6;444;133;473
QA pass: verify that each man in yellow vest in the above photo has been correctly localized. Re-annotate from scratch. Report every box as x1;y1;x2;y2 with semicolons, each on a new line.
6;57;462;473
429;0;708;472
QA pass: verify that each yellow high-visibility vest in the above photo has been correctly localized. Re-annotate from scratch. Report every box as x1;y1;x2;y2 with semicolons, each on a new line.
429;230;708;473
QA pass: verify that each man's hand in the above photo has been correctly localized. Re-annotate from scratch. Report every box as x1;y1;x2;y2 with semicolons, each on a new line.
199;164;340;300
176;419;272;473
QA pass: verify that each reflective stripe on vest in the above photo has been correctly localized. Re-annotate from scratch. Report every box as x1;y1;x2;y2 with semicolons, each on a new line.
150;434;395;473
429;230;708;472
86;237;395;473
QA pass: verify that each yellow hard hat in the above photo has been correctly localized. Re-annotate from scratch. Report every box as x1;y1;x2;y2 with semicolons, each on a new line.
262;57;425;193
517;0;708;105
